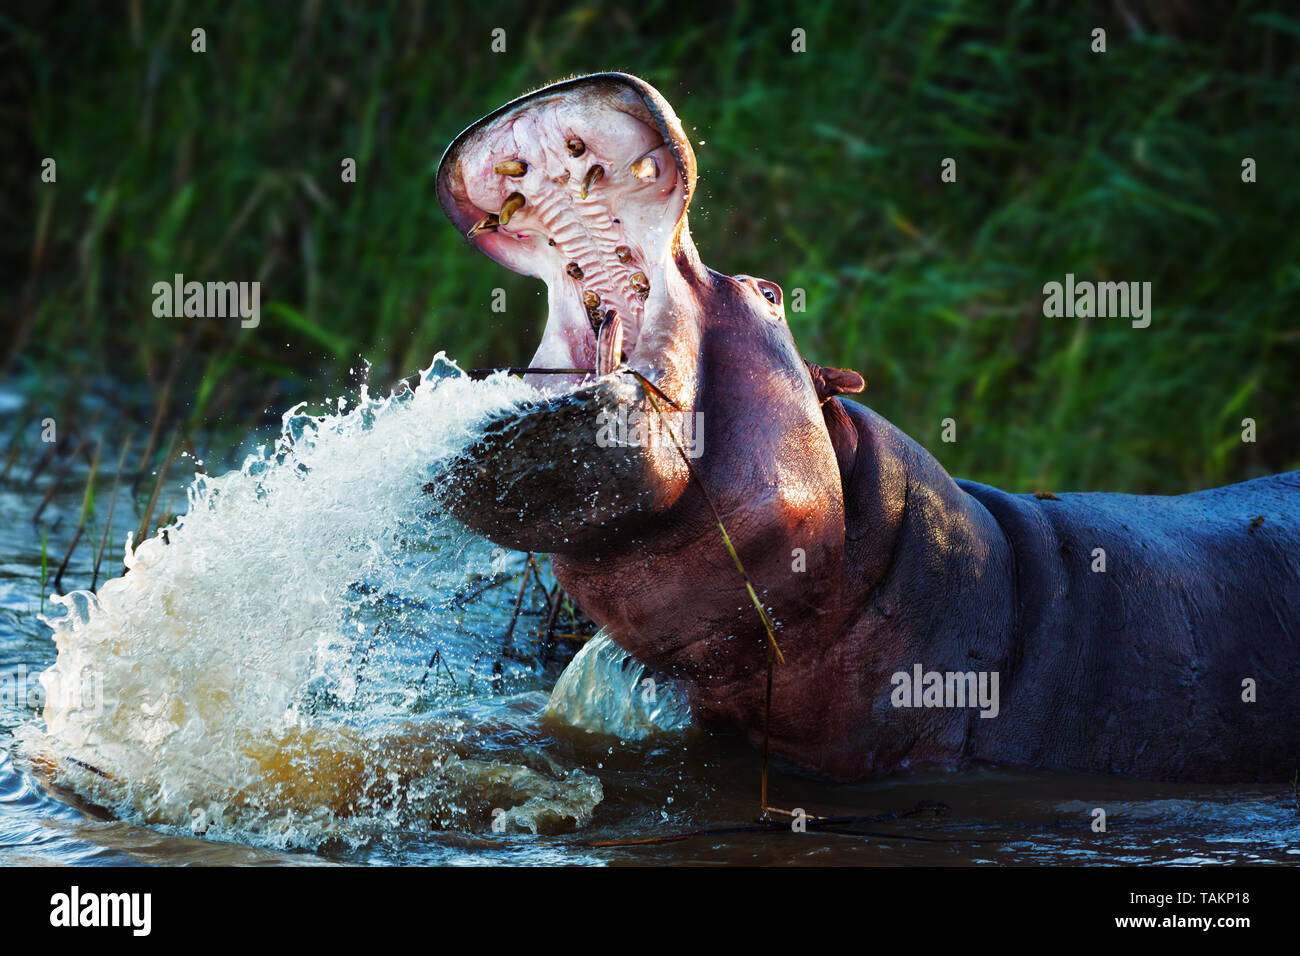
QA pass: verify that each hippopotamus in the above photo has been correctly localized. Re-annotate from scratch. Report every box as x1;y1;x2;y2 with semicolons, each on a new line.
434;72;1300;783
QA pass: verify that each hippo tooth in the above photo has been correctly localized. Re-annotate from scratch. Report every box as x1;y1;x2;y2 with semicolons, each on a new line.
596;310;623;376
566;137;586;157
499;192;526;226
466;213;499;238
630;272;650;294
494;159;528;177
579;165;604;200
567;262;584;279
583;290;602;330
615;245;632;264
630;156;658;180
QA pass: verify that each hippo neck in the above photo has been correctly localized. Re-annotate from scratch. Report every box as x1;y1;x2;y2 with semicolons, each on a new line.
554;394;1021;779
830;400;1016;618
751;398;1021;778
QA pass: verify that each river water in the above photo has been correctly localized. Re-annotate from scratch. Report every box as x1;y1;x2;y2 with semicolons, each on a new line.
1;364;1296;866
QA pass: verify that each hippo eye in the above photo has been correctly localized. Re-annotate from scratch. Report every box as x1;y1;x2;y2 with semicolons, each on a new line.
753;279;782;308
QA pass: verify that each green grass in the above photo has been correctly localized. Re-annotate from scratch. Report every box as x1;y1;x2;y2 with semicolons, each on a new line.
5;0;1299;492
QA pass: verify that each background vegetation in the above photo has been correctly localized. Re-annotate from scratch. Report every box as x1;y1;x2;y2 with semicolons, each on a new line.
5;0;1299;492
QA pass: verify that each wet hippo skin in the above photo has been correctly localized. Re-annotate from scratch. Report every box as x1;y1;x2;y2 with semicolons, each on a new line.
434;72;1300;783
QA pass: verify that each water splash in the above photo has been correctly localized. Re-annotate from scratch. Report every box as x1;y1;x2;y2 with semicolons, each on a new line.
546;632;692;739
14;356;604;849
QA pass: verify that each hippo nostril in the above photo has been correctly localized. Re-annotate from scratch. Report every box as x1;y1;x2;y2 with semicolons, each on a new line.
566;137;586;157
615;245;632;264
499;192;525;226
566;262;584;279
630;156;658;180
579;165;604;200
493;159;528;177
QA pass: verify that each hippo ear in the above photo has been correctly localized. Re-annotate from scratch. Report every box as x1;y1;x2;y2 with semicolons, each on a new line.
805;361;866;405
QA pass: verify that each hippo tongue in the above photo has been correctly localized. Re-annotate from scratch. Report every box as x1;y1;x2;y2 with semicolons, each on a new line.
436;74;697;383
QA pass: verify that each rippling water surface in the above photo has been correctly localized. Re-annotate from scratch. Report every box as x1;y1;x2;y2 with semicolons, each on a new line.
1;368;1296;866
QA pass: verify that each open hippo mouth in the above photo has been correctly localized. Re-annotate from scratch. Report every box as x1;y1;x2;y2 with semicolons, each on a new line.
436;73;699;386
432;74;708;552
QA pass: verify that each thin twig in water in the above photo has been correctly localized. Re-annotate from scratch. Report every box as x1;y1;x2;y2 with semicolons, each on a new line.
466;366;593;378
576;802;967;848
32;421;97;525
444;571;513;609
501;552;535;656
24;426;68;488
53;437;102;593
0;405;32;486
91;435;133;589
351;622;389;692
39;527;47;614
627;369;786;819
133;327;197;493
466;366;682;411
134;430;181;547
627;371;781;663
539;582;564;665
416;648;457;689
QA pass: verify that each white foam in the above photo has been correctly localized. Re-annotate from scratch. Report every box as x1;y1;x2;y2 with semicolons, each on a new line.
15;357;604;848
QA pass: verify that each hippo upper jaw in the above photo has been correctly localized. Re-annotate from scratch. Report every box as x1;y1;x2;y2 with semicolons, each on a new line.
436;72;700;393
